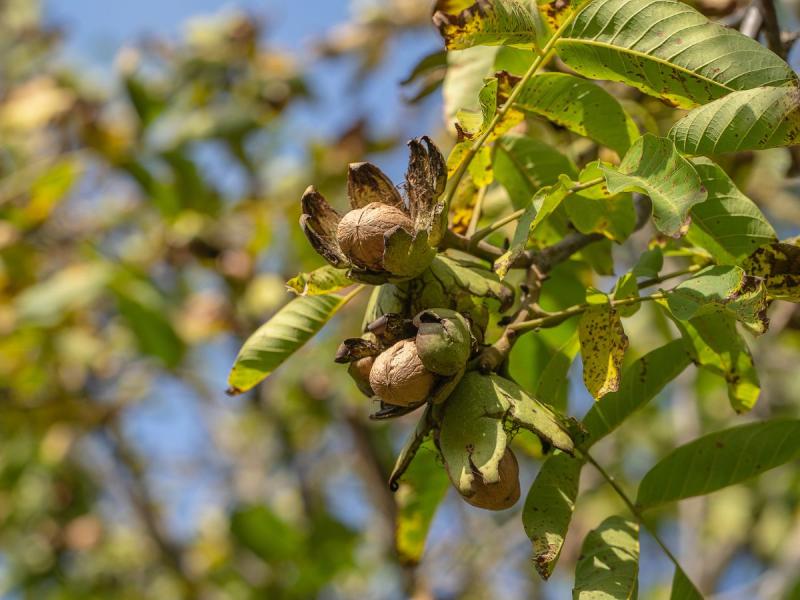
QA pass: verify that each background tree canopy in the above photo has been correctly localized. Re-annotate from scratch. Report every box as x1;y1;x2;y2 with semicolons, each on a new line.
2;0;800;598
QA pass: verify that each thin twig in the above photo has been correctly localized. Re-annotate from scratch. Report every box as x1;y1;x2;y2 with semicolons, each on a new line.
509;292;666;334
758;0;785;57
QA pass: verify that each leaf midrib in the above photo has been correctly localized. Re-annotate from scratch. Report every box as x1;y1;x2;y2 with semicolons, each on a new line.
555;37;736;97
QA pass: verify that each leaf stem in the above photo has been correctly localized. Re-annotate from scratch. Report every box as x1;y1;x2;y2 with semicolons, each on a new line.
582;450;700;593
442;6;586;212
637;264;703;289
510;292;666;334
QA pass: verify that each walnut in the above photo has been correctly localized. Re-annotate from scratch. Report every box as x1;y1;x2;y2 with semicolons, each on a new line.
336;202;413;270
462;449;520;511
369;339;435;407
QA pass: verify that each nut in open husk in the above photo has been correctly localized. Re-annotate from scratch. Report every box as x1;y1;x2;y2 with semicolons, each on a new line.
299;137;447;284
460;448;520;511
369;339;435;408
336;203;413;270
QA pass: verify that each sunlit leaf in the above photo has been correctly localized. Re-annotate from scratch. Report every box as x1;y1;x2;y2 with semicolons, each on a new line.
227;291;360;394
15;263;111;324
666;265;768;334
573;516;639;600
583;340;692;447
523;452;582;579
637;419;800;510
672;312;760;413
578;304;629;399
601;135;706;237
504;72;639;155
286;266;354;296
669;86;800;155
556;0;796;109
741;240;800;302
687;159;777;265
433;0;542;50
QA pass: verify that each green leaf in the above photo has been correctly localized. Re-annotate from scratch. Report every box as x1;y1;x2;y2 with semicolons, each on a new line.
231;504;304;563
637;419;800;510
669;86;800;155
494;134;578;208
741;240;800;302
506;72;639;154
523;452;583;579
573;516;639;600
227;292;357;394
556;0;796;109
112;278;185;369
495;182;571;277
286;266;353;296
672;313;760;414
565;162;636;243
601;135;706;237
632;248;663;279
665;265;768;334
433;0;542;50
578;305;629;399
440;372;575;494
671;566;703;600
583;340;692;447
687;159;777;265
535;331;581;411
394;441;450;566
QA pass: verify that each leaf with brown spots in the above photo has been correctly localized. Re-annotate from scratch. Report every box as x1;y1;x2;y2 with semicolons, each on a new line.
637;419;800;510
498;71;640;155
742;240;800;302
522;452;583;579
555;0;796;109
670;86;800;155
433;0;543;51
665;265;769;335
536;0;579;31
601;135;707;237
578;304;629;399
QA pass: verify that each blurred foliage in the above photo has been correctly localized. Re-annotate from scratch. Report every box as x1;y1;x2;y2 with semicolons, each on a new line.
2;0;800;599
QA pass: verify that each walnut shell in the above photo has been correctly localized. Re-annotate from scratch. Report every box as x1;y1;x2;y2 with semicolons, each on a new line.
369;339;435;407
348;356;375;397
336;202;413;270
462;449;520;511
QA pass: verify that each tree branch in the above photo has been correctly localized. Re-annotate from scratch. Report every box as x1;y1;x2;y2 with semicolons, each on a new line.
757;0;785;57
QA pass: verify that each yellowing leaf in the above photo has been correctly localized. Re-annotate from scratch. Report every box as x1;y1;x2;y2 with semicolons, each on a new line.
742;240;800;302
286;266;353;296
433;0;542;50
578;306;629;399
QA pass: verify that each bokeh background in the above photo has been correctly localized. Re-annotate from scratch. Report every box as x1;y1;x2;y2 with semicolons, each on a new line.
3;1;800;598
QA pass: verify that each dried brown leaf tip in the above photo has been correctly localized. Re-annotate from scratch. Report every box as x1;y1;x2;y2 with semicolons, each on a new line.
299;136;447;284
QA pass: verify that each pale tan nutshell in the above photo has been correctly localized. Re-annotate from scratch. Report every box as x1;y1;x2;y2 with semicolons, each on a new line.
369;339;435;407
462;449;520;511
336;202;413;270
